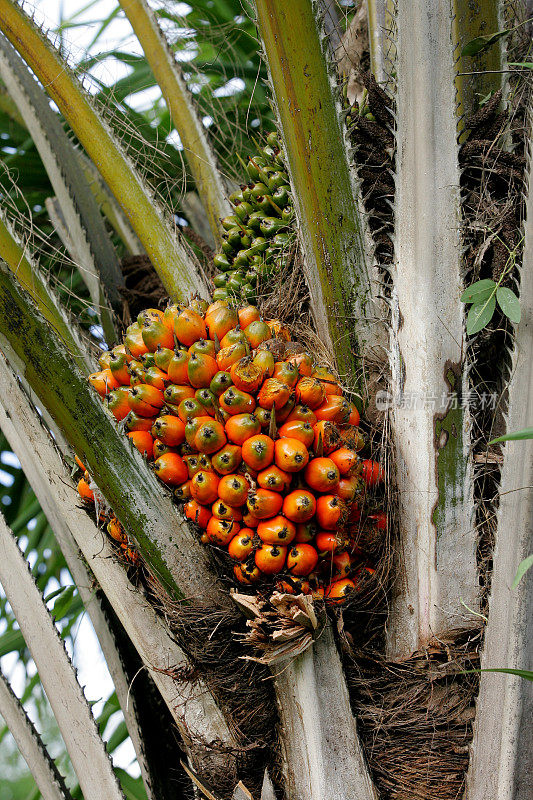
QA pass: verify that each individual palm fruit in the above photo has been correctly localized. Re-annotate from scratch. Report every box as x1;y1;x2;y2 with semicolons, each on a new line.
87;298;384;604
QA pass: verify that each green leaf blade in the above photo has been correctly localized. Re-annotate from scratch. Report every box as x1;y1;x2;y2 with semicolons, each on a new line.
511;554;533;590
496;286;521;323
490;426;533;444
461;278;496;304
467;294;496;334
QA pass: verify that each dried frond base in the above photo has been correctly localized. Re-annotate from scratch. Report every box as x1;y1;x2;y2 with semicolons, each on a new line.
343;628;482;800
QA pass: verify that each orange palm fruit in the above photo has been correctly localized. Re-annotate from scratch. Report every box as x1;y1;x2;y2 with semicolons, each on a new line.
167;350;189;384
178;397;206;422
329;446;359;476
304;457;340;492
313;420;341;455
242;509;261;528
339;426;365;451
211;444;242;475
257;515;296;545
273;361;299;387
191;470;220;504
257;464;292;493
316;495;346;530
315;530;339;555
254;407;272;428
184;499;211;529
287;543;319;576
275;395;296;423
125;323;149;358
107;387;132;421
234;562;261;584
128;384;165;417
332;551;353;579
274;437;309;473
89;369;119;397
216;342;248;371
183;454;202;478
238;305;261;329
218;474;249;507
153;439;176;458
212;499;243;521
255;544;287;574
189;338;216;357
205;299;228;316
286;351;314;376
243;320;271;348
337;475;361;502
206;517;239;546
175;308;207;346
258;378;290;410
77;478;94;502
253;349;275;378
153;452;188;486
194;419;227;454
109;352;131;385
325;579;356;604
162;304;179;330
282;489;316;523
98;351;113;369
187;352;218;389
228;529;255;560
312;367;343;395
128;430;153;458
174;481;192;502
295;377;326;409
361;459;384;487
315;395;352;424
247;488;283;519
185;415;212;448
206;305;238;341
219;387;256;415
230;358;263;393
195;388;217;416
210;370;233;397
141;318;175;351
138;308;164;325
294;520;319;543
151;415;185;447
242;434;275;471
348;403;360;426
74;455;86;471
107;517;126;543
286;404;318;425
278;420;315;448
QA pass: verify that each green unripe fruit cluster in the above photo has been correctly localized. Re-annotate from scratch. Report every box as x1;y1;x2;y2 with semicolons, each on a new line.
213;133;295;304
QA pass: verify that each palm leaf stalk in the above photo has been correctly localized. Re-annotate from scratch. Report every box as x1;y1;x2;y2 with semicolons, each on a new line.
0;259;231;608
386;0;478;658
0;0;206;301
0;36;125;345
465;99;533;800
255;0;384;387
366;0;395;86
0;352;239;780
0;513;125;800
118;0;232;245
0;668;74;800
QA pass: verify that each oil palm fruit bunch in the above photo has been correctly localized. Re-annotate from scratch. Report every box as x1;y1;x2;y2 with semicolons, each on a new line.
212;132;295;304
84;298;385;604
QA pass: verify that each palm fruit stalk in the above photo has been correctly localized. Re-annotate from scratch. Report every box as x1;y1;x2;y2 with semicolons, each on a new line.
83;298;386;604
211;133;296;305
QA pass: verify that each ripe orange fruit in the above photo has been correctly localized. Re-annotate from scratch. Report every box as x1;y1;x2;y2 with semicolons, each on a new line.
218;474;249;507
128;430;153;458
337;475;361;502
325;579;356;603
153;452;188;486
184;500;211;529
107;517;126;543
238;305;261;329
257;514;296;545
216;342;248;371
175;308;207;346
286;351;313;376
242;435;275;471
361;459;384;487
332;551;353;579
189;338;216;357
304;457;340;492
253;350;275;378
243;320;271;348
274;438;309;473
282;489;316;523
255;544;287;574
257;464;292;493
257;378;290;410
187;353;218;388
273;361;299;387
124;411;153;432
315;395;351;424
285;404;318;425
230;358;263;393
316;495;346;530
225;413;261;445
125;323;149;358
329;447;359;476
294;520;319;543
191;470;220;504
151;415;185;447
313;420;341;455
315;530;339;555
107;387;133;421
278;420;315;448
206;517;239;546
228;529;255;560
287;544;319;576
206;305;238;341
77;477;94;502
247;488;283;519
167;351;189;384
219;387;256;415
234;562;261;584
129;384;165;417
174;481;192;501
212;499;243;521
348;403;360;426
109;352;131;385
163;384;195;409
141;318;175;352
89;369;119;397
